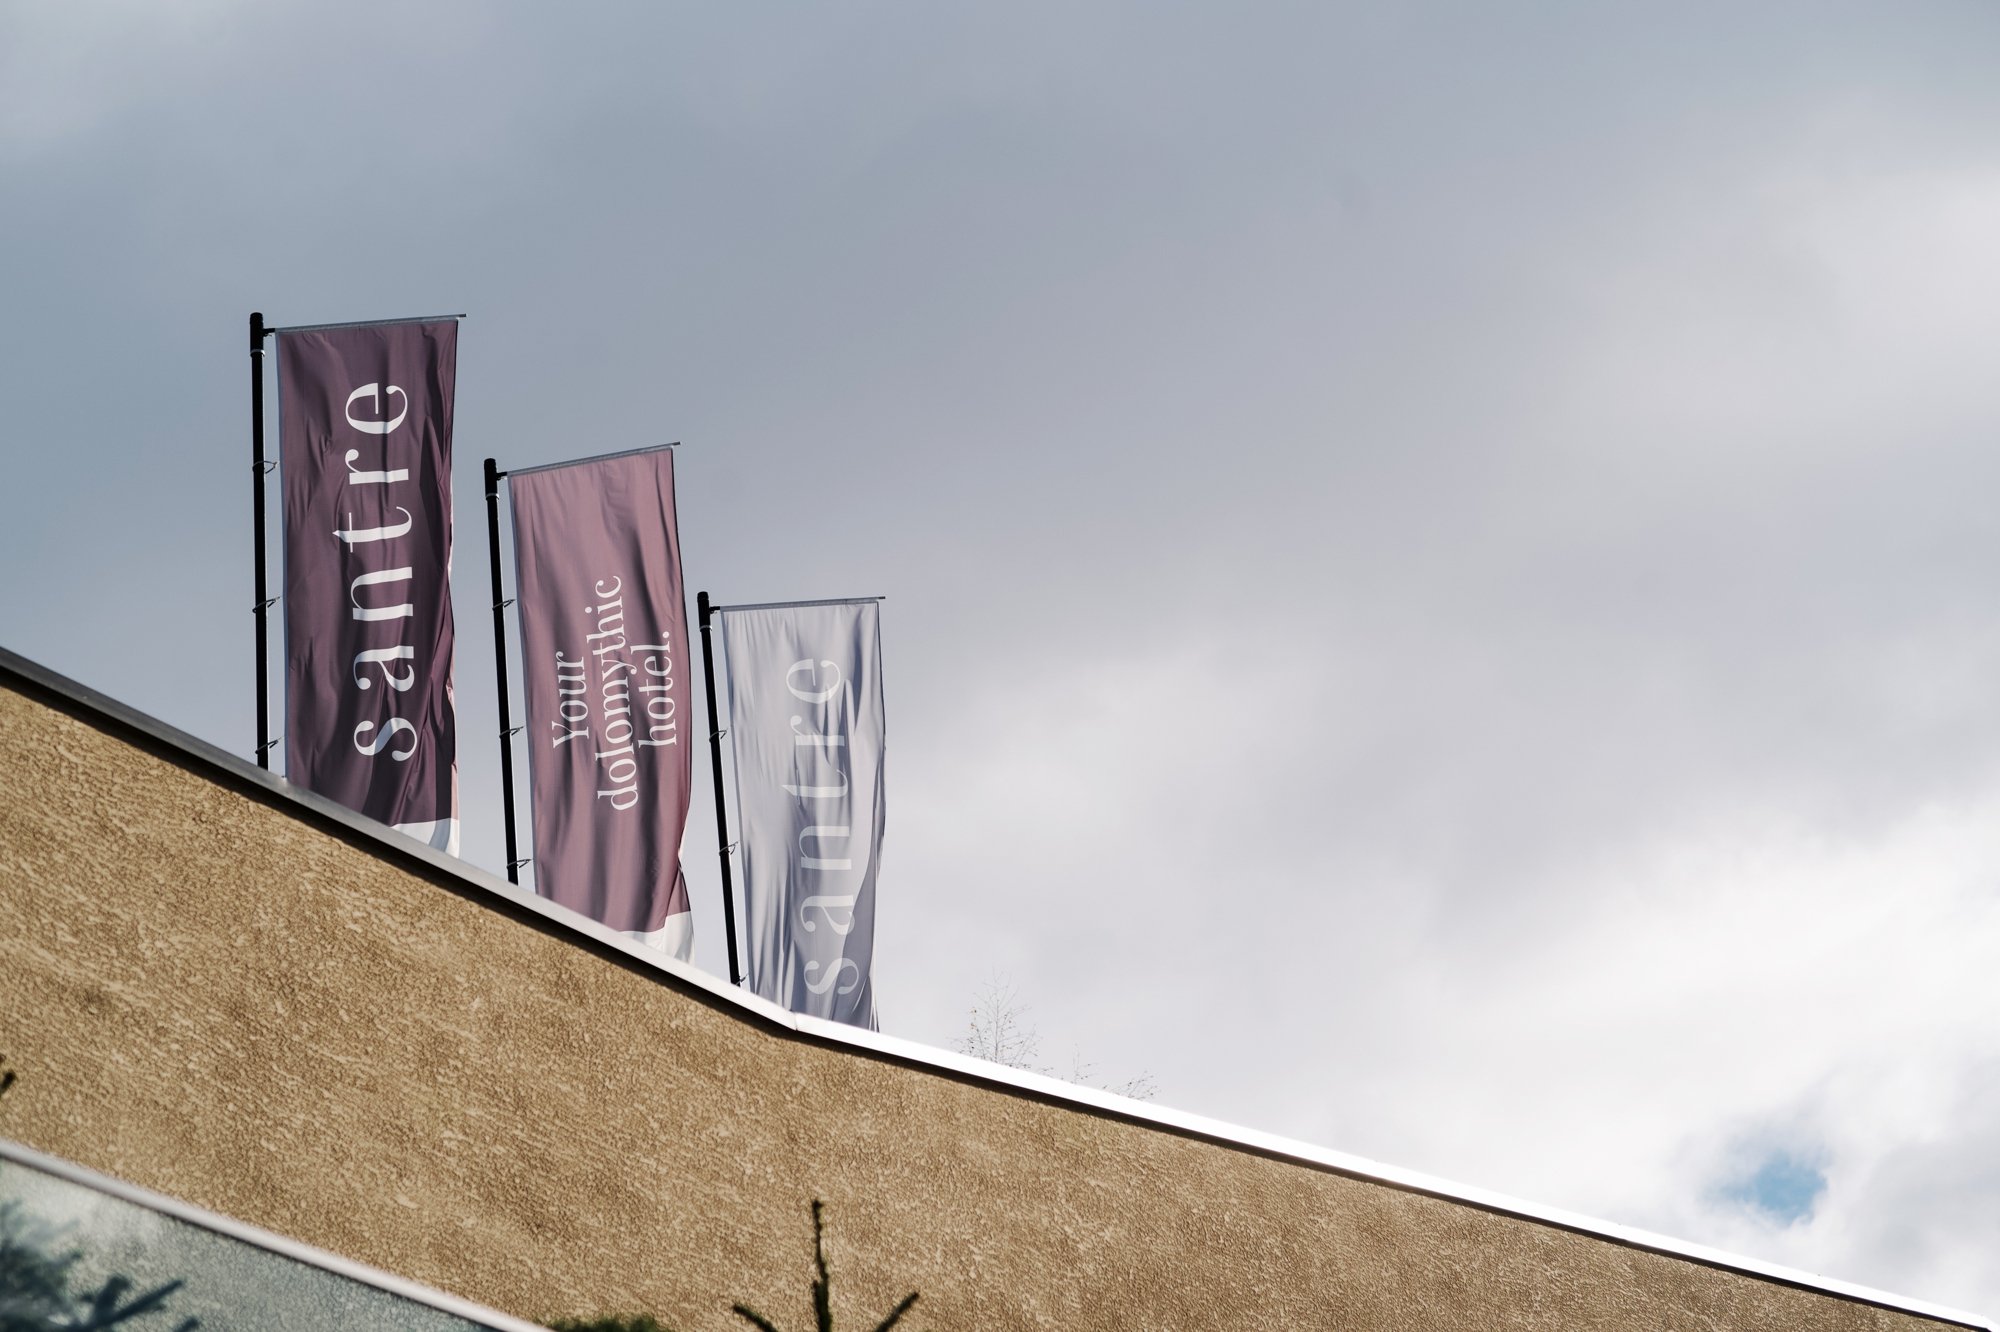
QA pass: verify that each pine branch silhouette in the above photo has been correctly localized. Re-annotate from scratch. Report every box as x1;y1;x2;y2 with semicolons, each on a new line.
730;1200;920;1332
810;1201;832;1331
727;1308;782;1332
73;1274;200;1329
869;1292;919;1332
0;1201;199;1331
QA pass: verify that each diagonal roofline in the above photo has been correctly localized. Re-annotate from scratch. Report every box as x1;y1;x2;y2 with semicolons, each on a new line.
0;642;1989;1332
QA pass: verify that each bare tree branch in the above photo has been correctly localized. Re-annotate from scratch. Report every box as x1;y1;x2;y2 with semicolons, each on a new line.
955;973;1157;1100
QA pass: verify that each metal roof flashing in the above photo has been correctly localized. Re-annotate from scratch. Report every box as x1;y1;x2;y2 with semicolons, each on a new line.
0;643;1989;1332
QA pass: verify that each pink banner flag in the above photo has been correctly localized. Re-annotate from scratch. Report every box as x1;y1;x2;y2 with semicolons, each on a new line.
278;319;458;852
510;446;694;958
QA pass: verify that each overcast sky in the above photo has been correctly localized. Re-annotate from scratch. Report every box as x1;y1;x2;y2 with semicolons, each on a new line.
5;0;1999;1318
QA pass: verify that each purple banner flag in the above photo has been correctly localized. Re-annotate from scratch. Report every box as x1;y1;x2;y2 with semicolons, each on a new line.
278;319;459;853
510;446;694;958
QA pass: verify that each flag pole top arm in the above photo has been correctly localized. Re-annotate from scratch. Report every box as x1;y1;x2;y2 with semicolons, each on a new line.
709;596;886;615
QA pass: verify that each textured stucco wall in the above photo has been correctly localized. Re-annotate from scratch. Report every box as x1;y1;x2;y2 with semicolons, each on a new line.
0;672;1963;1332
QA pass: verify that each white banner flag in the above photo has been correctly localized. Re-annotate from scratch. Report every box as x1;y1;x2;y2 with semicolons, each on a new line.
718;598;884;1029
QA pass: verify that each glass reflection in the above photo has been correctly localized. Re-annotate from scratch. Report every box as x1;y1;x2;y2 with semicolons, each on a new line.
0;1153;507;1331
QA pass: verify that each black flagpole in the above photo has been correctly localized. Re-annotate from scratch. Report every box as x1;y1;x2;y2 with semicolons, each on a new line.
485;458;524;884
249;312;273;770
697;590;744;986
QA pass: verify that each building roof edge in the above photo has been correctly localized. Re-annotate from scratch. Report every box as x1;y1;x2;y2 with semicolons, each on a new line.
0;642;1988;1331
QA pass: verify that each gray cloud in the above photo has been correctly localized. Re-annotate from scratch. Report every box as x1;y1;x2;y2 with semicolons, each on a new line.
4;0;1998;1316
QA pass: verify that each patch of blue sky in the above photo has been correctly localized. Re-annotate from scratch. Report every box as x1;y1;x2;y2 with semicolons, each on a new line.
1719;1149;1828;1226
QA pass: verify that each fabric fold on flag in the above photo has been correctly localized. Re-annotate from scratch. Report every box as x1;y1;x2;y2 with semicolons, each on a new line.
719;598;885;1028
278;319;459;853
510;445;695;959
